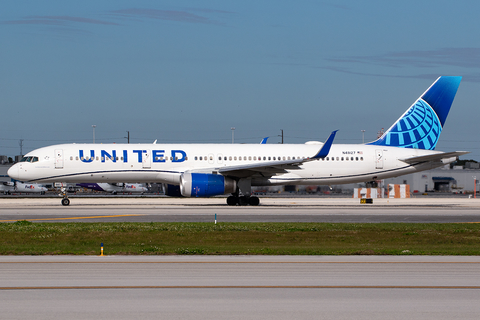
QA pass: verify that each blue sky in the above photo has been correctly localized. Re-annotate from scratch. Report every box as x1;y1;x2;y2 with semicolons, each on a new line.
1;1;479;159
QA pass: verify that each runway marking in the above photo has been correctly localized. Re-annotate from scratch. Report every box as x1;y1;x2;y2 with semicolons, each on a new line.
0;214;145;222
1;285;480;290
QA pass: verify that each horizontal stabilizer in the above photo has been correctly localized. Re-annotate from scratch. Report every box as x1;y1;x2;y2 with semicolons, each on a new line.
399;151;469;164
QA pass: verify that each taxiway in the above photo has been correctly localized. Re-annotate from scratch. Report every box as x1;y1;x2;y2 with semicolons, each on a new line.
1;197;480;223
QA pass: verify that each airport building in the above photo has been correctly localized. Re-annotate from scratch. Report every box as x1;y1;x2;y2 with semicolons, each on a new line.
383;164;480;194
0;164;12;183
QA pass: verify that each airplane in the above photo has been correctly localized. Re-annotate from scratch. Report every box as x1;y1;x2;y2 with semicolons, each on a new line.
14;182;48;194
8;76;468;206
77;182;148;194
0;182;15;194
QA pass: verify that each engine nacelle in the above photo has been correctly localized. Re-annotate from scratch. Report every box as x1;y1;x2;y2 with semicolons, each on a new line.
180;173;236;197
164;184;182;197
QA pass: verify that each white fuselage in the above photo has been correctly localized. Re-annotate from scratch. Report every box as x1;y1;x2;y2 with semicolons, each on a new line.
8;143;448;186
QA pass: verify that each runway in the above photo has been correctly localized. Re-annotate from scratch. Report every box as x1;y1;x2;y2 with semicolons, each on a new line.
1;197;480;223
1;255;480;320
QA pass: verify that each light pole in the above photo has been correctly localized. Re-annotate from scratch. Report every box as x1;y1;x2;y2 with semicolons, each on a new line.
92;125;96;144
231;127;235;144
361;130;365;144
474;176;477;198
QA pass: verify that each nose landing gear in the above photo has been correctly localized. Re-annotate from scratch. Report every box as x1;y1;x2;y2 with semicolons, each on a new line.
59;188;70;206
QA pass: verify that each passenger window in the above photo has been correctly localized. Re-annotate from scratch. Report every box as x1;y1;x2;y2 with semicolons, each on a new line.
70;156;73;161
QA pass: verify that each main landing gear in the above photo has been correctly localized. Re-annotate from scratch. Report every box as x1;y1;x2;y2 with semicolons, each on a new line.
226;195;260;206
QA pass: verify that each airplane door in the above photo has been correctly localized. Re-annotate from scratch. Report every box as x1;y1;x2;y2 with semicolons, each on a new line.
55;149;64;169
375;149;383;169
143;150;151;169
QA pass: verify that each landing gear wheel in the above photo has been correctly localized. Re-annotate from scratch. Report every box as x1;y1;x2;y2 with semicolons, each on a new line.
227;196;238;206
248;196;260;206
61;198;70;206
238;196;249;206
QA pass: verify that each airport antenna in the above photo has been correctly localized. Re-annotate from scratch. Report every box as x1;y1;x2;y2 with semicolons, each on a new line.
125;131;130;144
231;127;235;144
19;139;24;156
278;129;284;144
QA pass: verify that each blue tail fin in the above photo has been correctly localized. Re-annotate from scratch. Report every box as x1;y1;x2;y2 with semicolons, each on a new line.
368;76;461;150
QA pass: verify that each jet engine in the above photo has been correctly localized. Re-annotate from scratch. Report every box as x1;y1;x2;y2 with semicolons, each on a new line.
180;173;236;197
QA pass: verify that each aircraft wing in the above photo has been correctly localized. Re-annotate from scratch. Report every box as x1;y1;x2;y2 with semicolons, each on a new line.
217;158;306;178
399;151;470;164
189;130;338;179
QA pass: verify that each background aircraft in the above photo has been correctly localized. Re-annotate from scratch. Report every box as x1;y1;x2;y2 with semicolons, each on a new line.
76;183;148;194
0;182;15;194
14;182;48;194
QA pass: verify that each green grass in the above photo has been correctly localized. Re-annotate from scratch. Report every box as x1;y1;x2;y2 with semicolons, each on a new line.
1;221;480;255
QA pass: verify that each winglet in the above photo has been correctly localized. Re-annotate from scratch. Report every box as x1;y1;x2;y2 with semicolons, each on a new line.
260;137;269;144
312;130;338;159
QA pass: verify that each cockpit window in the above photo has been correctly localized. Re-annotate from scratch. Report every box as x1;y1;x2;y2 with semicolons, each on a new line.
19;156;38;163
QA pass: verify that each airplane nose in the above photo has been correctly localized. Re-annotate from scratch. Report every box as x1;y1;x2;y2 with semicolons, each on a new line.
7;164;19;180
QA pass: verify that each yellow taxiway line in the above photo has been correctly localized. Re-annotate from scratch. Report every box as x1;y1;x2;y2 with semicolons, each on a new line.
0;214;145;222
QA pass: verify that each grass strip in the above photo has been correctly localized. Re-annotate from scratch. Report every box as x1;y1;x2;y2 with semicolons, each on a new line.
1;221;480;255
